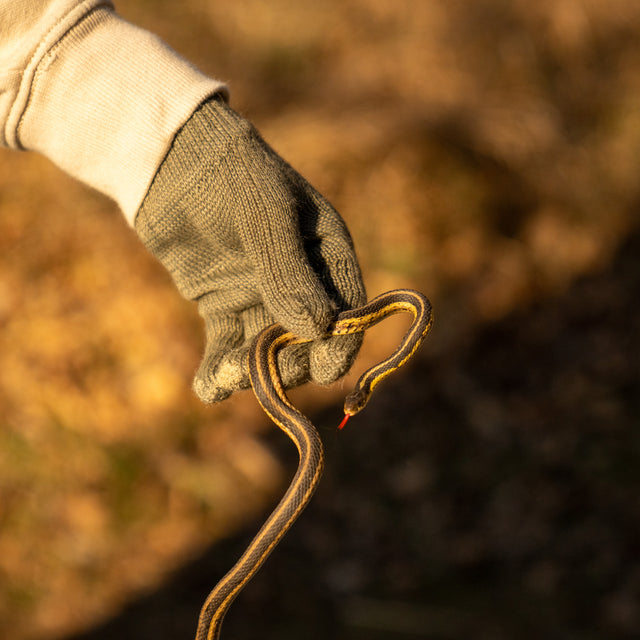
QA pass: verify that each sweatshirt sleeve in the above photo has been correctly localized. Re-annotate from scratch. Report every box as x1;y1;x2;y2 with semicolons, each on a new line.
0;0;227;224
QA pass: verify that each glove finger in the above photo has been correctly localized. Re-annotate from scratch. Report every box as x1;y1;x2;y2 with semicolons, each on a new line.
278;342;311;389
309;331;364;386
300;193;366;385
241;304;272;340
238;190;334;340
192;308;246;404
303;190;367;310
306;261;364;385
241;304;312;390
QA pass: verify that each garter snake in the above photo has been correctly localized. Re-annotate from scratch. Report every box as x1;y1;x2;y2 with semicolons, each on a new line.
195;289;433;640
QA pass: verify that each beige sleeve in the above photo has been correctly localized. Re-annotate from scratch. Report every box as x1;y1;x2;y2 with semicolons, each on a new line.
0;0;227;224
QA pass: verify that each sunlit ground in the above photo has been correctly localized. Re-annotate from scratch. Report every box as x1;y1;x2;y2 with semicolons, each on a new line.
1;1;639;638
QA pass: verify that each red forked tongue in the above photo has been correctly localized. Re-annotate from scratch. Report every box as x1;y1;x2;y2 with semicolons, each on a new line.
338;414;351;431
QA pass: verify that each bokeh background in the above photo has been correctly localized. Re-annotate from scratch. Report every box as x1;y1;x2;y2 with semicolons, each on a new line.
1;1;639;638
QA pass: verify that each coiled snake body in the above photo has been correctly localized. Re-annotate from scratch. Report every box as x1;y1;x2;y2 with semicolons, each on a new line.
196;289;433;639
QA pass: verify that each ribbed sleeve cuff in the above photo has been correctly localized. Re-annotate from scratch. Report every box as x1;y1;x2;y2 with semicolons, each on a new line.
13;5;227;224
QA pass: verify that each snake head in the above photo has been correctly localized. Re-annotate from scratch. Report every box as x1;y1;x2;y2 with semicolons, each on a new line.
338;389;370;430
343;387;369;416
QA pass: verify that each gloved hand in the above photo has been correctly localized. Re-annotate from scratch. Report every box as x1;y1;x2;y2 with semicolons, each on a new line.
136;95;366;403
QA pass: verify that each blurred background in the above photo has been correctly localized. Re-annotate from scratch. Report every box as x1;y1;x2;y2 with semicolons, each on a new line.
1;0;639;638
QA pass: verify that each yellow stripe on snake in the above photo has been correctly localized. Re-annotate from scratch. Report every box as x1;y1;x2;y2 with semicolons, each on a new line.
195;289;433;640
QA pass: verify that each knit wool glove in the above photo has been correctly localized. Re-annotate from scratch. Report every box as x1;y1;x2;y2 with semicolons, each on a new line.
136;96;366;403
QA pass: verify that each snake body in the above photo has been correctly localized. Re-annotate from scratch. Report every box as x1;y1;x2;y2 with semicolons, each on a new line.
196;289;433;640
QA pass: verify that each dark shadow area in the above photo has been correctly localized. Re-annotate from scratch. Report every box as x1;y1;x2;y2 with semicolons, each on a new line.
67;225;640;639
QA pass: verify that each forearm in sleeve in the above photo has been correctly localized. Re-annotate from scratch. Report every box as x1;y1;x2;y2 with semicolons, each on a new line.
0;0;226;224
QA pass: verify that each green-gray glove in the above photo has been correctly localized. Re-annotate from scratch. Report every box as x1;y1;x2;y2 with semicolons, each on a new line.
136;96;366;403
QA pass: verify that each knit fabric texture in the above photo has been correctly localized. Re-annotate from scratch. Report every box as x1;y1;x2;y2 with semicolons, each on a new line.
136;96;366;402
